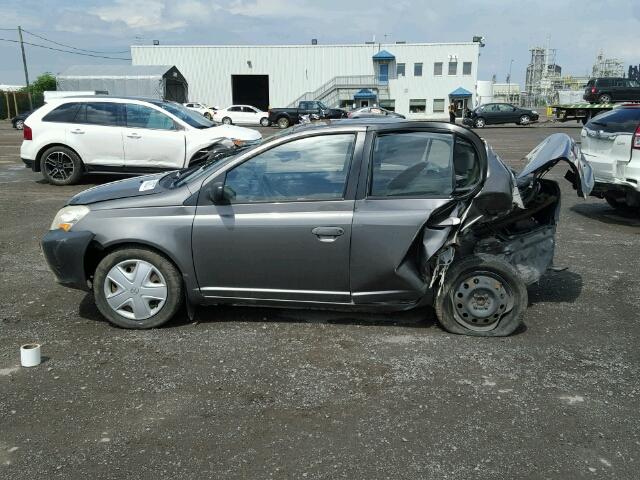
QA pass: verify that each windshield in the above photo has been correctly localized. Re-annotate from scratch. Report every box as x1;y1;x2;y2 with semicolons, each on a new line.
317;102;329;110
153;101;215;129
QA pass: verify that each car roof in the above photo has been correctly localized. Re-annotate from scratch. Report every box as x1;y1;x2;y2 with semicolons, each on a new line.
50;95;172;104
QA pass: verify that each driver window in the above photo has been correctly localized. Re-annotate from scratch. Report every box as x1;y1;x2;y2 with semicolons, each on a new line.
370;132;454;197
225;134;356;203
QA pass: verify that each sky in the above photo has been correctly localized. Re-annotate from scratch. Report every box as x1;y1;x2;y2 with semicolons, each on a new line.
1;0;639;87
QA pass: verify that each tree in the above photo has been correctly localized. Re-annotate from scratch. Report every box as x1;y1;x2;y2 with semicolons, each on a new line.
22;73;56;94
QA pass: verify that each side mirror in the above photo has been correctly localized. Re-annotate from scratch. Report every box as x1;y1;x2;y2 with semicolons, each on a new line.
208;181;236;204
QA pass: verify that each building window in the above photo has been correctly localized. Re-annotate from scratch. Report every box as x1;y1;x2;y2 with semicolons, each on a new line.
396;63;405;77
434;62;443;76
448;61;458;75
380;99;395;111
463;62;472;75
409;99;426;113
433;99;445;113
414;63;423;76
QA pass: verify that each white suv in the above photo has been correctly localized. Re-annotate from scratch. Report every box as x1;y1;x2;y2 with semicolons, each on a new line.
580;105;640;211
21;97;261;185
183;102;217;120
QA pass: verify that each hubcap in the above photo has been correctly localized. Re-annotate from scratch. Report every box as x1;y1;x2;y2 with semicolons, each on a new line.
103;259;167;320
16;120;24;130
451;272;514;332
44;151;74;181
476;119;484;127
223;118;231;124
521;116;530;124
278;118;289;128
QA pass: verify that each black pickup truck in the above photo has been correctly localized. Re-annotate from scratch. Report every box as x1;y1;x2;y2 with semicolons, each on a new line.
268;101;347;128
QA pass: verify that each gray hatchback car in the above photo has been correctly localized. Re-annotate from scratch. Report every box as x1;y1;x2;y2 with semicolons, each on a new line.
42;119;593;336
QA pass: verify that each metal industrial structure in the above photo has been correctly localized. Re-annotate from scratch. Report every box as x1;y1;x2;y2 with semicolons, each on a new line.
592;52;624;78
131;41;481;118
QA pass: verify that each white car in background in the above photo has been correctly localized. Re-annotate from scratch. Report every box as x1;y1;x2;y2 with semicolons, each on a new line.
183;102;217;120
20;96;261;185
214;105;270;126
580;104;640;211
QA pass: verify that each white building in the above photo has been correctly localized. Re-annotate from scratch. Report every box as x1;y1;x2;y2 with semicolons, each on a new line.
131;42;480;119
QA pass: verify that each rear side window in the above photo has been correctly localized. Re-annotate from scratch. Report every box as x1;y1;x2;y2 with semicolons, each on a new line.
370;132;454;197
586;108;640;134
42;102;81;123
597;78;612;87
453;137;481;189
76;102;123;126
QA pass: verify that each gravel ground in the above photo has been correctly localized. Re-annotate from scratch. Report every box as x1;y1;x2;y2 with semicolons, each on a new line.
0;120;639;479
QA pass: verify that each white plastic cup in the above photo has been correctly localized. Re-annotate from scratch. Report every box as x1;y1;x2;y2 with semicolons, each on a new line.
20;343;41;367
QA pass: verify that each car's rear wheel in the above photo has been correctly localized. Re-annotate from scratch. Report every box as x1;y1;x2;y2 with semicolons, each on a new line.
604;193;636;212
222;117;232;125
40;146;83;186
519;114;531;125
14;119;24;130
204;112;212;120
260;117;270;127
277;117;290;129
473;117;485;128
94;247;183;329
435;254;527;337
598;94;612;104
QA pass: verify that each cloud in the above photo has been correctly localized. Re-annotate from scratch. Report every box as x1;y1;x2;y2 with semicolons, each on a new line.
92;0;187;31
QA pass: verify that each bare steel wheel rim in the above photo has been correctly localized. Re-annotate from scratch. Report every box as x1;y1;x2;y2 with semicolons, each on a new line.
44;151;75;181
451;272;514;332
103;259;168;321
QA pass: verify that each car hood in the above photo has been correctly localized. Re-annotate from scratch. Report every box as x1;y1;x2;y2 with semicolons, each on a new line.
68;173;169;206
197;124;262;141
517;133;594;197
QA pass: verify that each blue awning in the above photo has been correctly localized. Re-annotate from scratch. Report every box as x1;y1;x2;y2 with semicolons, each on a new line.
354;88;377;99
372;50;395;61
449;87;473;97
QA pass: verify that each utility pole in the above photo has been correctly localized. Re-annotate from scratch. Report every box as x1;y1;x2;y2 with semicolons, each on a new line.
18;26;33;110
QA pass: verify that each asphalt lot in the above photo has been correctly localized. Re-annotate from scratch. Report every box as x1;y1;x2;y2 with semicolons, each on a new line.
0;120;639;479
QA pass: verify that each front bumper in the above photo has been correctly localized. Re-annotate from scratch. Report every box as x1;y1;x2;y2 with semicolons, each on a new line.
41;230;95;291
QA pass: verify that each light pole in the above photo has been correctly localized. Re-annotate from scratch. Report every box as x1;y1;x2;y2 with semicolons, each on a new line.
508;59;514;103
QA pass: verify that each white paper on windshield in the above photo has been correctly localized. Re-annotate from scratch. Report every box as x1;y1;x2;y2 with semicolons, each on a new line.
139;179;159;192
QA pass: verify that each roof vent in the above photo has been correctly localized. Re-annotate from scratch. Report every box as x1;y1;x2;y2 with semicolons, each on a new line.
311;39;318;45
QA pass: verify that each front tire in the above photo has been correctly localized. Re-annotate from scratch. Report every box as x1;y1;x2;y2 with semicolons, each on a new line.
260;117;270;127
94;247;183;329
222;117;232;125
204;112;212;120
474;117;486;128
519;114;531;125
40;146;83;186
435;255;527;337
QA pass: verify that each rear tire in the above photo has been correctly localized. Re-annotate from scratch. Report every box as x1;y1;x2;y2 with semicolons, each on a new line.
604;194;635;212
260;117;270;127
277;117;290;129
15;119;24;130
435;254;527;337
474;117;486;128
222;117;232;125
598;94;612;104
93;247;183;329
40;146;83;186
204;112;212;120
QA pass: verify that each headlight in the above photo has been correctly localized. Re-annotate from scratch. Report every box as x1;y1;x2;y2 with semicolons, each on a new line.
50;205;90;231
532;110;538;114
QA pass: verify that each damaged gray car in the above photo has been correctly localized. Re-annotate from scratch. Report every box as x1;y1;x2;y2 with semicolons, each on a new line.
42;119;593;336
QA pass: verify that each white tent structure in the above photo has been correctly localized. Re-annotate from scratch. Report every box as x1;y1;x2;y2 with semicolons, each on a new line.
56;65;188;102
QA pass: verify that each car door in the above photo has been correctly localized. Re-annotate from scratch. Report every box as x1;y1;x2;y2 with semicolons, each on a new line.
122;103;186;169
242;106;260;124
350;129;480;304
192;131;363;304
226;106;242;123
625;79;640;101
497;104;517;123
64;102;125;167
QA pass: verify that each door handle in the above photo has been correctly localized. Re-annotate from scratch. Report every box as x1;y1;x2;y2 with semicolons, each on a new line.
312;227;344;242
127;133;141;139
70;129;84;134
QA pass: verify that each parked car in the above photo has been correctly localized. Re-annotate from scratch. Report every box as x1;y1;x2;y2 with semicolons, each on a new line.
348;107;405;119
268;101;347;129
183;102;217;120
580;104;640;211
463;103;539;128
583;78;640;104
41;119;592;337
11;109;35;130
20;96;261;186
213;105;270;126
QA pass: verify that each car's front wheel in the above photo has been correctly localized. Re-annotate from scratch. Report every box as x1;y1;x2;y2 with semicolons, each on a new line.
604;193;636;212
221;117;232;125
473;117;486;128
94;247;183;329
40;146;83;186
435;254;527;337
519;114;531;125
260;117;270;127
204;112;212;120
